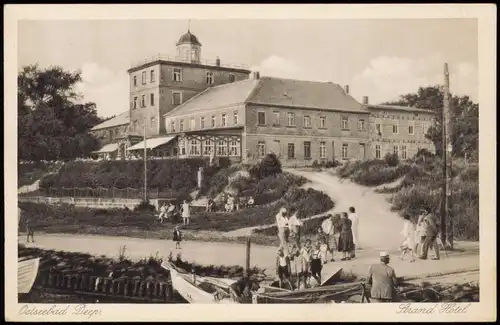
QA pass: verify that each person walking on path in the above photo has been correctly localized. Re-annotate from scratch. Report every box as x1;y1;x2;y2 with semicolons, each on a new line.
415;210;427;257
288;208;303;247
276;207;290;254
173;226;182;249
420;210;440;260
337;212;354;261
348;206;360;257
399;214;417;262
182;200;191;226
25;216;35;243
321;214;338;262
367;252;398;303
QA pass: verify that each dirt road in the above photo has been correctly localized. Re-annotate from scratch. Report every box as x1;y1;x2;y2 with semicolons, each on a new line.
286;169;406;251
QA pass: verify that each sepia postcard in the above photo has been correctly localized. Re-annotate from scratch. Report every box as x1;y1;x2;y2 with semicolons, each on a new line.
4;4;497;322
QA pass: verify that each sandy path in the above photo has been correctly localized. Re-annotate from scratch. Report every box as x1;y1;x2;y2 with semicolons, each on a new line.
286;169;406;251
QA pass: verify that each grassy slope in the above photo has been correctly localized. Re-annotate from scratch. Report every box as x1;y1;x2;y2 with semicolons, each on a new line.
337;156;479;240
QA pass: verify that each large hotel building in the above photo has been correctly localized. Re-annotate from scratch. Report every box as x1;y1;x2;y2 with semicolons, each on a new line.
91;29;435;166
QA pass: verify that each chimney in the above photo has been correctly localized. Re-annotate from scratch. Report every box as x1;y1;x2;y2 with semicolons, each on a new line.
362;96;369;105
344;85;350;94
215;57;220;67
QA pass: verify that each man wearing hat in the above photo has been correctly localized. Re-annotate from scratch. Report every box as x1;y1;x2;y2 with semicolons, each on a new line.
366;252;398;303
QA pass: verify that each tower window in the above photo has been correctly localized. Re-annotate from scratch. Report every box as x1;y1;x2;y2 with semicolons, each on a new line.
141;95;146;107
222;113;227;127
133;97;138;110
173;68;182;82
206;72;214;84
141;71;146;85
150;93;155;106
150;70;155;83
133;76;137;87
172;92;182;105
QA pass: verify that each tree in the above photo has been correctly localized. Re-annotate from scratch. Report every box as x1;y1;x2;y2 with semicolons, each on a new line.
18;64;104;161
382;85;478;159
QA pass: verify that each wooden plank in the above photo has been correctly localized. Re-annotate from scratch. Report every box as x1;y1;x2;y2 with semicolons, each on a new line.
320;267;343;287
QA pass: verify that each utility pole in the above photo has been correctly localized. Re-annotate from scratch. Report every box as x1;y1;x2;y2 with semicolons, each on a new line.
143;109;149;202
442;63;453;249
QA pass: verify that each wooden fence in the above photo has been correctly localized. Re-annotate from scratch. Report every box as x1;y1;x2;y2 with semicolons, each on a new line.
36;270;175;302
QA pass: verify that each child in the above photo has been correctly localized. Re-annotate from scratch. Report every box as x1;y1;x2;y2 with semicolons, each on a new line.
173;226;182;249
25;217;35;243
317;227;329;264
310;241;323;286
298;239;312;289
276;246;293;290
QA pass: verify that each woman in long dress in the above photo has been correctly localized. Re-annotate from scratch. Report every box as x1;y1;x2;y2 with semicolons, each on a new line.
337;212;354;260
399;214;416;262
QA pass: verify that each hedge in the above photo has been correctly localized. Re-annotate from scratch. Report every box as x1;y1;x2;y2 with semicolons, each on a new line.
39;158;208;193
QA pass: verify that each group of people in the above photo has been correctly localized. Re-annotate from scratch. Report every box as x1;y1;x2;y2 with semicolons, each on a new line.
273;206;361;290
206;195;255;213
399;207;441;262
158;200;191;225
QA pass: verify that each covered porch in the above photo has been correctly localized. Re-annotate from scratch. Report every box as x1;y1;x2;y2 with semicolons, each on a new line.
126;135;179;158
92;143;119;160
177;129;243;162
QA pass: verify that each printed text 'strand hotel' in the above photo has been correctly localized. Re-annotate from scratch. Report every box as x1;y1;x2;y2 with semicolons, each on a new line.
91;30;435;166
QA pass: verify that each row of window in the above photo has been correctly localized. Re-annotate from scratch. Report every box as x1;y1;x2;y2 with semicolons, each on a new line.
374;144;410;160
178;139;241;157
133;91;185;110
375;122;429;136
167;111;239;133
133;68;236;87
256;112;367;131
257;141;337;159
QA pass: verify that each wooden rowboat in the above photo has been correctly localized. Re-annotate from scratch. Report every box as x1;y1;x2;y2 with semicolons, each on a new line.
161;261;237;304
18;257;40;294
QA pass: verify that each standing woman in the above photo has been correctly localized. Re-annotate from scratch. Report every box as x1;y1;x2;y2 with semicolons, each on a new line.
399;214;416;262
182;200;191;226
337;212;354;261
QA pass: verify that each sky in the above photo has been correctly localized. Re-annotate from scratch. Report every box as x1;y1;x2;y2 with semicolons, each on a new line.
17;19;478;118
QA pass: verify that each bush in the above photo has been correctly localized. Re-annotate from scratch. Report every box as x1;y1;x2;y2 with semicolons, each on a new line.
249;153;282;179
134;200;156;212
384;152;400;167
325;160;341;168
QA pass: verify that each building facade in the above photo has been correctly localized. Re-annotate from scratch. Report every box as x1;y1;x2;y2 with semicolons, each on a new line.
91;29;436;164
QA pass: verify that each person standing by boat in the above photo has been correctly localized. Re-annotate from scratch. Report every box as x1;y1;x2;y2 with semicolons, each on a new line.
348;206;359;258
276;207;290;254
276;246;293;290
173;226;182;249
310;241;323;286
367;252;398;303
182;200;191;226
321;214;337;262
229;272;260;303
337;212;354;260
317;227;329;264
288;208;303;247
298;239;312;289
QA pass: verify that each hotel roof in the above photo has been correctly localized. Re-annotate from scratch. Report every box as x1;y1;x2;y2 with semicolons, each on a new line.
164;76;368;117
366;104;436;114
